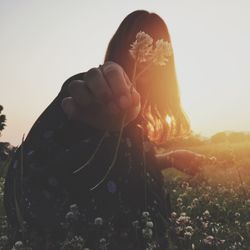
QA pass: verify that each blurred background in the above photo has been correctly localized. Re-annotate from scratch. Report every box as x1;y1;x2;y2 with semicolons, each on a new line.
0;0;250;146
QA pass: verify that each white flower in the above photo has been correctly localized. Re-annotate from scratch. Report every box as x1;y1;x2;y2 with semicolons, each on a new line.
99;238;108;250
171;212;177;219
152;39;172;66
191;198;199;208
203;235;214;245
13;241;23;250
186;225;194;233
203;210;210;219
146;221;154;228
129;31;153;63
176;215;190;225
142;211;150;218
142;227;153;240
246;221;250;233
94;217;103;226
177;197;183;204
234;212;240;218
184;231;192;239
70;204;78;211
245;199;250;206
65;211;75;221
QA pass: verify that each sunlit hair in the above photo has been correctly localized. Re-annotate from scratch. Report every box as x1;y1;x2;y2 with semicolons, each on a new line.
104;10;190;144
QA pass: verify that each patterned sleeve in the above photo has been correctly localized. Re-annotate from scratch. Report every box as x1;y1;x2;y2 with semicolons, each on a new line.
4;72;104;231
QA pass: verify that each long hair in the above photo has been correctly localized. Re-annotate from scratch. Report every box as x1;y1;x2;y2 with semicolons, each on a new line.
104;10;190;144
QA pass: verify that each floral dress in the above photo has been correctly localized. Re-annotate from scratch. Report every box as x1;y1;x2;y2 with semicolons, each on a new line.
4;73;171;250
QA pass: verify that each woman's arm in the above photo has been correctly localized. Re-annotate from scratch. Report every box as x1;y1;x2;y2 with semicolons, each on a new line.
155;149;216;175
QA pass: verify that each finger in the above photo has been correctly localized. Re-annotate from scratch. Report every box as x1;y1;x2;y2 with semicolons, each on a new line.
131;88;141;107
122;69;141;109
125;99;141;123
85;67;113;104
102;63;132;109
61;96;101;124
68;80;93;108
122;68;133;88
61;97;78;120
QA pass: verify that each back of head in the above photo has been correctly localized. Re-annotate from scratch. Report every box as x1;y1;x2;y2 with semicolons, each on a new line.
104;10;190;144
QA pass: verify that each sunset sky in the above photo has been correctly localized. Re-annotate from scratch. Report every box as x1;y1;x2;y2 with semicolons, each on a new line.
1;0;250;146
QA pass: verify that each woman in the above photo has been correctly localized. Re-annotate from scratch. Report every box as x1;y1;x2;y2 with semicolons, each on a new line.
4;10;207;250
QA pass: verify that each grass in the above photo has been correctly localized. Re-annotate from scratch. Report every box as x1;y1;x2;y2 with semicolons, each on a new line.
0;140;250;249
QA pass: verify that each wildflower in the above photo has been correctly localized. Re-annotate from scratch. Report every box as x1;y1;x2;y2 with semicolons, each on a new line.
176;215;190;225
12;241;23;250
142;211;150;218
152;39;172;66
129;31;153;63
142;227;153;240
99;238;108;250
146;221;154;228
0;235;8;242
65;211;75;221
61;236;85;250
184;231;192;239
234;212;240;218
245;199;250;206
179;192;187;199
234;220;240;226
70;204;78;212
171;212;177;219
94;217;103;226
0;235;8;248
203;235;214;245
203;210;210;219
191;198;199;208
181;181;189;189
185;225;194;233
177;197;183;206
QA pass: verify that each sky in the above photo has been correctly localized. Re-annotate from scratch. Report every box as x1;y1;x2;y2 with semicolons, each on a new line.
0;0;250;146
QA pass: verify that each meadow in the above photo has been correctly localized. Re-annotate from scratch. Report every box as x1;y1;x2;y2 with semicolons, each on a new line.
0;140;249;249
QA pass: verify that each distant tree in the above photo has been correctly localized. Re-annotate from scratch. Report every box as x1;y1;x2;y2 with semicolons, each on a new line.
228;132;246;143
246;133;250;141
0;105;6;136
211;132;227;143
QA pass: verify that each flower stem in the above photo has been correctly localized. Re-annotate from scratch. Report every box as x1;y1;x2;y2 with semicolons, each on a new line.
132;60;138;85
73;131;109;174
90;114;127;191
134;62;153;82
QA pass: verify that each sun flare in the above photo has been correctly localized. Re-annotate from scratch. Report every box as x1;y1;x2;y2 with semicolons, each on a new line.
165;115;172;125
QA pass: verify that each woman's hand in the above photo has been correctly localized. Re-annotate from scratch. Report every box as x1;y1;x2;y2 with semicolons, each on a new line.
61;61;141;131
156;149;216;175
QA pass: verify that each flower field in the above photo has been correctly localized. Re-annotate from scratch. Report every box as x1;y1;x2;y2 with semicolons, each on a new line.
0;141;250;249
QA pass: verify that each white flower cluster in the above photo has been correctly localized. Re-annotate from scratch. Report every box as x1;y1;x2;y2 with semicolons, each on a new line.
61;235;85;250
129;31;172;66
129;31;153;63
153;39;172;65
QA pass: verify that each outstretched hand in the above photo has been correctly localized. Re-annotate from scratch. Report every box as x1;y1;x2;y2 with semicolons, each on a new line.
156;149;216;175
61;61;141;131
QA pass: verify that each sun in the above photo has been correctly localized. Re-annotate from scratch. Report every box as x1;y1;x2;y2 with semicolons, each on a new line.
165;115;172;125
